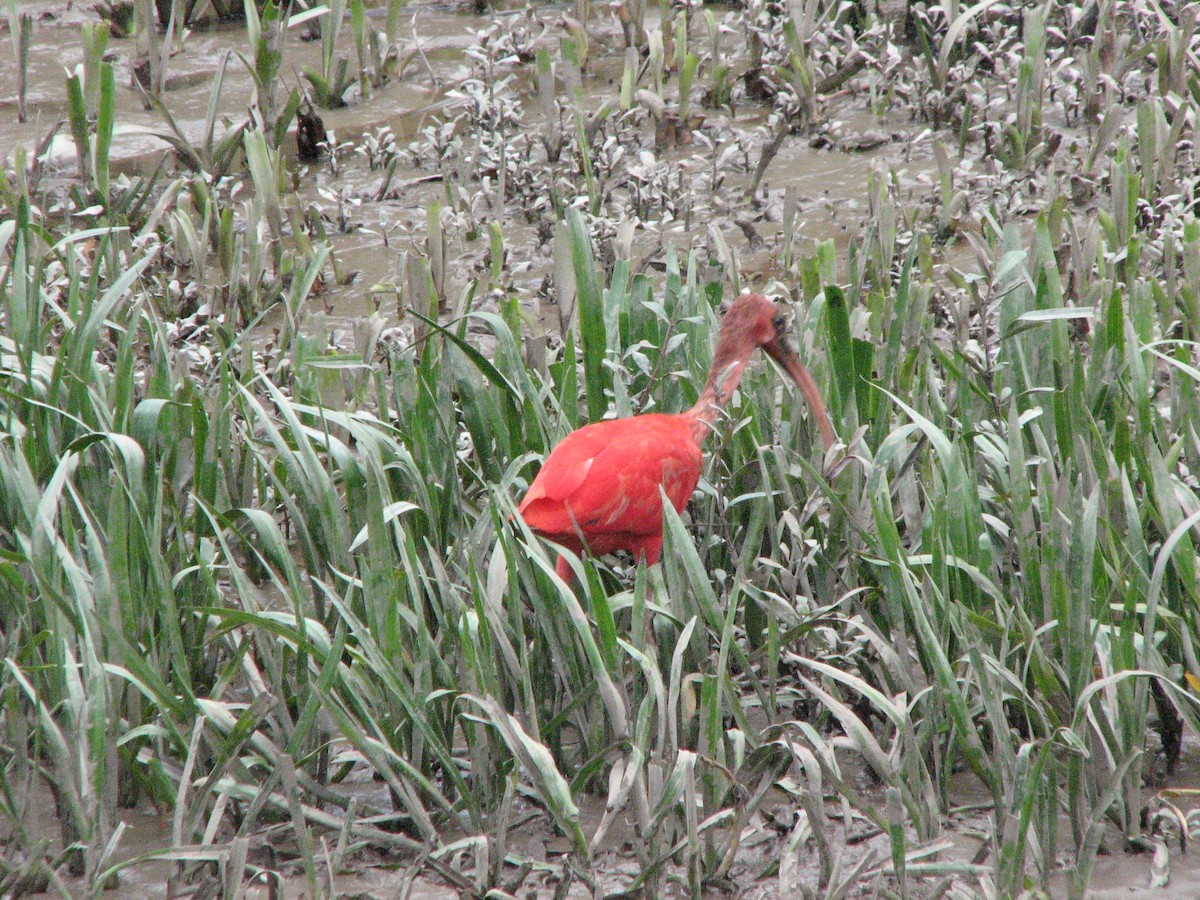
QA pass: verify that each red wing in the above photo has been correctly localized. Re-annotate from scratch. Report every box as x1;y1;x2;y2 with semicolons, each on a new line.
518;415;702;542
520;422;612;504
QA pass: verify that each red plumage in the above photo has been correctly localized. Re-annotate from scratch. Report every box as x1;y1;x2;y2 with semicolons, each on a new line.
518;414;702;575
518;293;836;580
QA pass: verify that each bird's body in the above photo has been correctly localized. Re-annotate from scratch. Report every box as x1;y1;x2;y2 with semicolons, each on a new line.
518;293;836;580
518;413;702;575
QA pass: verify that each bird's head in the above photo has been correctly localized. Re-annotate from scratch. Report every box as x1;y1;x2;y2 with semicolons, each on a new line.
719;291;792;353
712;291;838;450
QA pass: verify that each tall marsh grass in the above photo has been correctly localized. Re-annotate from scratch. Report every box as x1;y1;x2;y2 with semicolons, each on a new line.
2;1;1200;897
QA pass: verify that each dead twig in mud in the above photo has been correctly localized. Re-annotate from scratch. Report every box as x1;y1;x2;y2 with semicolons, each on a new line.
416;848;479;895
815;52;869;95
409;12;441;87
375;171;445;202
746;119;788;202
733;218;763;251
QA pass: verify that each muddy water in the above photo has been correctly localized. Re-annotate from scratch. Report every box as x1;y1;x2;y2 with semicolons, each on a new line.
0;1;455;169
309;107;933;338
1;0;939;345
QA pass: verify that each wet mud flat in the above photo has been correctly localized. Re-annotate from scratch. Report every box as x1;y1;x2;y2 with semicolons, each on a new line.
1;0;939;333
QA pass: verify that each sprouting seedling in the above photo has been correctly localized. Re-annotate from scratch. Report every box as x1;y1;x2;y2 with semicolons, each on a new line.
1009;0;1048;164
6;0;32;123
240;0;301;145
65;59;115;201
80;22;109;119
536;49;564;162
678;51;699;124
243;129;285;263
672;8;686;74
571;0;590;70
780;18;817;126
426;200;448;309
487;221;505;291
646;26;664;100
349;0;371;100
702;10;731;111
318;129;355;177
558;37;600;215
1154;4;1196;98
935;0;1006;91
302;0;357;109
619;46;637;112
356;126;399;171
932;139;967;238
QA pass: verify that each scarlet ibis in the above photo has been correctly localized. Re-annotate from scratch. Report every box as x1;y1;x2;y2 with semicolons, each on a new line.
518;292;837;580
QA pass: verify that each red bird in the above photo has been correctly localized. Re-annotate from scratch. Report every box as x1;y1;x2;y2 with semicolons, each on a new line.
518;292;837;580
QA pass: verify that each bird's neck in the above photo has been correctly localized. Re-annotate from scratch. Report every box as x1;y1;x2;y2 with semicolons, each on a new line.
685;337;753;443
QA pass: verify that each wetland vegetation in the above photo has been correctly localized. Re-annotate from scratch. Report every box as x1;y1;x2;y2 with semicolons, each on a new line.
3;0;1200;896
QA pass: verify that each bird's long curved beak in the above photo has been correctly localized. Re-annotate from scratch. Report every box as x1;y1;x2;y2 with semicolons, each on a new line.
764;338;838;451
